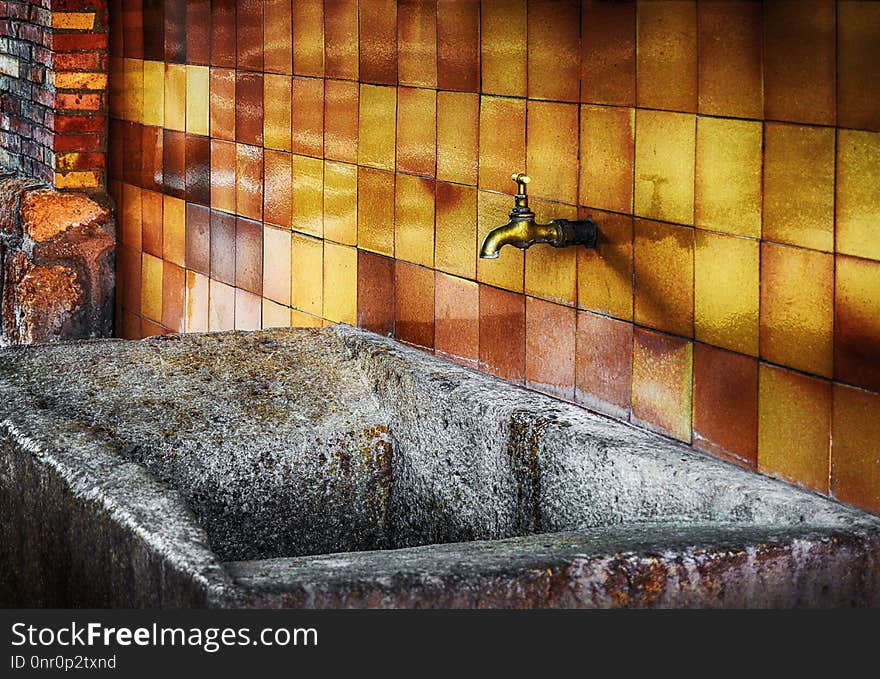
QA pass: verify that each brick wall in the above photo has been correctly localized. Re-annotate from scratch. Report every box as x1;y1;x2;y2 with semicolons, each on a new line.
0;0;109;190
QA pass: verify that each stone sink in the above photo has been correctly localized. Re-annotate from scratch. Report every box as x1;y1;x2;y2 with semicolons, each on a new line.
1;326;878;608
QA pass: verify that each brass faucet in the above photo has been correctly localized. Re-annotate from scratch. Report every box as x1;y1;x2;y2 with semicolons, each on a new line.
479;174;598;259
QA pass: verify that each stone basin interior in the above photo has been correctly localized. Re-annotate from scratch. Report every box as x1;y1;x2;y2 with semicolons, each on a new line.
0;325;864;567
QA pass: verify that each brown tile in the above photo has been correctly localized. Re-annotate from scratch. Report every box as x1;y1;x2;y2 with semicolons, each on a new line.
575;311;633;420
263;150;292;228
697;0;763;119
140;189;163;258
235;71;263;147
141;124;164;194
210;0;236;68
398;0;437;88
394;174;435;268
323;161;358;245
481;0;527;97
477;190;524;292
435;182;477;280
210;210;236;286
357;250;395;336
836;129;880;262
292;77;324;158
479;284;526;383
164;0;186;64
264;0;293;74
526;297;576;400
119;309;141;340
577;209;633;321
581;0;636;106
208;279;235;331
632;327;693;442
234;0;262;70
185;270;209;332
835;255;880;391
235;217;263;296
122;121;143;187
141;319;167;338
760;242;834;378
324;79;359;164
185;0;211;64
292;0;324;77
692;344;758;468
142;0;164;61
397;87;436;177
291;154;324;237
434;273;479;366
395;261;435;348
162;261;186;333
209;139;236;214
832;383;880;513
209;67;236;141
117;244;142;314
122;0;144;59
437;0;480;92
478;95;526;194
527;0;579;102
162;195;186;267
263;225;291;306
290;233;324;316
234;289;262;331
360;0;398;85
357;167;395;256
162;129;186;199
579;105;634;213
184;134;211;207
763;123;835;252
358;84;397;170
526;101;578;205
185;202;210;276
634;219;694;338
235;143;263;221
764;0;836;125
436;91;479;186
636;0;698;112
324;0;359;79
838;1;880;131
525;201;577;306
263;74;292;152
758;363;831;493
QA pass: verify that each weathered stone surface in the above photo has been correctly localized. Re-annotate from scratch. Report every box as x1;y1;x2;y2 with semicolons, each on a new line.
0;326;878;608
20;189;110;242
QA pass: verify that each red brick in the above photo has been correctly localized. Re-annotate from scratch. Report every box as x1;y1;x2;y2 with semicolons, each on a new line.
50;31;106;51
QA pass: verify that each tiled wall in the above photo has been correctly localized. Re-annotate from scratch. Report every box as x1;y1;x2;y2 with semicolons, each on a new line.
108;0;880;515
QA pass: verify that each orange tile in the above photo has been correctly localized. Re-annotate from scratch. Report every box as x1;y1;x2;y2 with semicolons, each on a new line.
437;0;480;92
185;270;209;333
396;87;437;178
394;173;435;268
477;189;524;293
292;0;324;77
162;194;186;268
209;67;235;141
636;0;697;112
697;0;762;119
478;95;526;194
264;0;293;75
695;116;762;238
692;343;758;468
291;76;324;158
210;139;236;214
763;0;836;125
763;123;835;252
324;79;359;164
435;181;477;280
140;189;163;258
434;272;479;366
120;182;142;249
291;154;324;238
526;297;576;400
436;91;479;186
580;0;636;106
632;327;693;442
164;63;186;131
324;0;359;79
577;209;633;320
262;298;292;330
234;288;262;331
357;167;395;256
398;0;437;88
525;200;577;306
527;0;579;102
357;250;395;335
263;150;292;228
394;260;434;348
323;243;357;325
835;255;880;392
761;243;834;378
235;217;263;296
263;74;292;152
579;105;634;213
235;71;264;146
838;1;880;131
263;226;291;306
526;100;578;205
290;233;323;316
481;0;527;97
359;0;397;84
832;383;880;513
208;279;235;332
479;284;525;383
758;364;831;493
634;109;696;225
358;84;397;170
235;143;263;221
694;230;759;356
162;261;186;333
141;252;163;323
634;219;694;338
836;129;880;262
119;309;140;340
575;311;633;420
323;161;358;245
140;319;166;338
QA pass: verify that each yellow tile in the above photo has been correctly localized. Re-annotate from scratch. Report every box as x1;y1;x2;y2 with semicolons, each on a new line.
634;109;695;225
291;154;323;237
478;95;526;194
636;0;698;112
837;129;880;262
832;383;880;513
758;364;831;494
323;242;357;325
263;226;291;306
162;195;186;268
262;298;292;330
323;161;358;245
141;252;163;323
185;65;209;136
263;74;292;152
481;0;527;97
435;182;477;280
524;200;577;306
634;219;694;337
526;100;578;205
291;233;323;316
53;11;95;30
394;174;435;268
579;105;635;213
477;189;524;292
357;84;396;170
834;255;880;391
54;171;99;189
694;230;759;355
142;60;165;127
164;64;186;132
291;310;323;328
396;86;436;177
695;116;762;237
122;58;143;123
760;242;833;377
577;210;633;320
357;167;395;256
763;122;835;252
437;91;479;185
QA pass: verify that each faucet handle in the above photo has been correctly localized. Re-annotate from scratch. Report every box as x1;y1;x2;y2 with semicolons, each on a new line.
511;173;531;196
